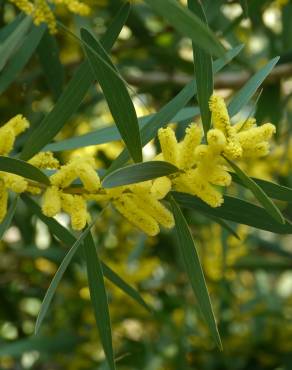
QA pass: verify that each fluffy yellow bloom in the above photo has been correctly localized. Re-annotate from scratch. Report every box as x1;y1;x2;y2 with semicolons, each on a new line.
178;124;202;168
209;94;276;160
42;186;61;217
0;181;8;223
61;193;87;230
0;115;29;156
2;173;28;193
29;152;60;169
50;162;77;188
9;0;91;34
158;127;179;165
150;177;172;200
74;158;101;192
113;194;160;236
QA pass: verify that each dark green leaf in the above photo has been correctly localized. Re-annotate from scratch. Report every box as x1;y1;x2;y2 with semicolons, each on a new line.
170;197;222;350
209;216;240;240
0;195;18;240
20;195;150;311
102;161;178;188
0;156;50;184
224;157;285;224
35;222;95;334
20;4;130;160
0;16;32;72
188;0;213;137
81;28;142;163
144;0;225;57
84;231;115;370
239;0;248;18
0;14;23;42
0;332;82;357
172;192;292;234
0;24;45;94
228;57;279;117
231;173;292;203
37;29;64;99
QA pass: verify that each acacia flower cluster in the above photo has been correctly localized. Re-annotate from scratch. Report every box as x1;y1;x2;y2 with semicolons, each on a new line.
9;0;90;33
0;94;276;236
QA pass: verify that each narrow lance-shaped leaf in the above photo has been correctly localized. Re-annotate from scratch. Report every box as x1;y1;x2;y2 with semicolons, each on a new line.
231;172;292;203
84;231;115;370
188;0;213;137
0;196;18;240
0;24;46;94
20;2;131;160
169;197;222;350
20;194;150;311
0;16;32;72
0;156;50;185
102;161;179;188
228;57;279;117
37;29;64;100
144;0;225;57
224;156;285;224
172;192;292;234
107;44;244;173
81;28;142;163
35;221;96;334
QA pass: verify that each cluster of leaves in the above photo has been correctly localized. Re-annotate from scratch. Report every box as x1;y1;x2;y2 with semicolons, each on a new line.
1;0;292;369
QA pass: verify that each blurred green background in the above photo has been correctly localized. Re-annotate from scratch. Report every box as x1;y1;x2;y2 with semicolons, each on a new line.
1;0;292;369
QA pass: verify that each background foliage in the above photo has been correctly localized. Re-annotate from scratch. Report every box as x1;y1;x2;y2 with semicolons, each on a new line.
1;0;292;369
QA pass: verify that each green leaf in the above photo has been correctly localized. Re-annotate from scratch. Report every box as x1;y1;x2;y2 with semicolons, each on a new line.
231;173;292;203
81;28;142;163
224;157;285;224
37;29;64;100
102;161;178;188
0;156;50;184
228;57;279;117
34;222;95;334
0;16;32;72
43;106;200;152
170;197;222;350
0;332;82;357
0;195;18;240
20;194;150;311
0;24;45;94
239;0;248;18
20;3;130;161
172;192;292;234
107;44;244;173
0;14;23;42
188;0;213;137
144;0;225;57
84;231;115;370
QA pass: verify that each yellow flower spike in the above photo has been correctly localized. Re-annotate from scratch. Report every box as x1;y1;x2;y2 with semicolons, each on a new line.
61;193;87;231
33;0;57;34
158;127;179;166
26;185;42;195
3;173;27;193
56;0;91;16
234;117;256;132
209;94;230;134
29;152;60;169
84;193;112;202
0;181;8;223
130;180;152;195
132;193;175;229
5;114;29;136
178;123;202;168
237;123;276;151
207;165;232;187
207;129;227;153
0;127;15;156
113;194;160;236
9;0;34;14
242;142;270;158
76;162;101;192
150;176;172;200
175;170;224;207
42;186;61;217
50;163;77;188
224;140;243;160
